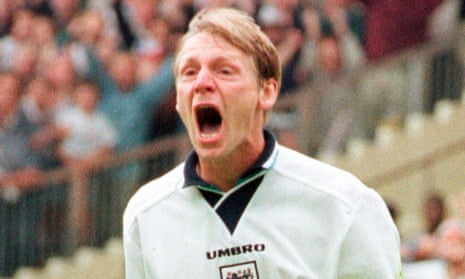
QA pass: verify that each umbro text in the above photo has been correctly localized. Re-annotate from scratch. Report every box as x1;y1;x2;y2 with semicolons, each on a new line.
206;244;265;260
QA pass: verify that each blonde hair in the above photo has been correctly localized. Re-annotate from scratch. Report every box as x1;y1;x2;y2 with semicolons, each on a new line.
173;7;281;90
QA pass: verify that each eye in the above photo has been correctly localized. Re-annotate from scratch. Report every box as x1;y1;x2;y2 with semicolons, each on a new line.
179;66;198;80
183;67;197;76
219;67;232;75
217;64;237;77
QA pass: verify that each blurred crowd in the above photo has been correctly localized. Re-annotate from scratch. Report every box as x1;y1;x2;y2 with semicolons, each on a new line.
0;0;463;277
389;191;465;278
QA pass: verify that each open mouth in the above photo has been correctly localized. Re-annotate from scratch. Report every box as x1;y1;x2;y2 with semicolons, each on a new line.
196;105;222;139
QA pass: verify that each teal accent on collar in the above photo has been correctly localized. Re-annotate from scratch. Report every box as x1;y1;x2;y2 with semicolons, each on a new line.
182;129;278;192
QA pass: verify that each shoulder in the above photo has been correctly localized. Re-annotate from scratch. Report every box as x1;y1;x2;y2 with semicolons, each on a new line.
123;163;184;232
272;145;378;209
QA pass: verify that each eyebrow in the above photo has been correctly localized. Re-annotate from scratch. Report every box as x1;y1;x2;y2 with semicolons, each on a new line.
178;54;241;72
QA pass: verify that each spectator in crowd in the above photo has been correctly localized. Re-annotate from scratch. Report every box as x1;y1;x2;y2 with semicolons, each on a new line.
56;81;118;246
402;193;447;262
67;9;175;154
30;15;59;63
56;81;117;169
65;0;182;237
257;0;303;94
84;0;121;47
136;16;171;82
9;41;40;85
296;0;364;84
424;194;447;236
0;8;35;71
280;0;365;158
257;1;304;148
66;8;119;68
294;3;322;83
65;7;175;230
322;0;364;67
435;219;465;278
307;31;363;160
23;77;64;170
402;193;465;278
67;9;105;47
86;49;174;227
22;76;70;258
0;72;46;277
43;51;77;109
123;0;158;49
83;49;174;153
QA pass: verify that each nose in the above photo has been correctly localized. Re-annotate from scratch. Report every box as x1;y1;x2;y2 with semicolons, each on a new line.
193;67;215;94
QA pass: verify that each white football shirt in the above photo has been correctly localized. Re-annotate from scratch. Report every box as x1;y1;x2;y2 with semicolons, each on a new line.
124;131;402;278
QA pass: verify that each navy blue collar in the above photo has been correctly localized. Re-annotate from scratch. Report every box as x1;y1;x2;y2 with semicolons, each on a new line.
183;130;277;191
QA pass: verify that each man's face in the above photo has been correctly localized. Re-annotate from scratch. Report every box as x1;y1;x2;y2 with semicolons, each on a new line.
318;37;342;75
109;54;137;92
75;85;99;113
175;32;276;161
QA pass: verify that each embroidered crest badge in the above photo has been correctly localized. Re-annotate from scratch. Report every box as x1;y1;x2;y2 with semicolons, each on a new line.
220;261;259;279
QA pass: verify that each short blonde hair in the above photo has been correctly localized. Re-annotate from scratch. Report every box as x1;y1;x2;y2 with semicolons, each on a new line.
173;7;281;90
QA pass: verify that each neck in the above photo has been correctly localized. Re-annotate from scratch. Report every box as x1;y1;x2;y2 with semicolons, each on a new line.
197;134;265;192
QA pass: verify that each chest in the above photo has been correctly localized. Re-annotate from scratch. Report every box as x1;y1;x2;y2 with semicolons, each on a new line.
137;176;349;278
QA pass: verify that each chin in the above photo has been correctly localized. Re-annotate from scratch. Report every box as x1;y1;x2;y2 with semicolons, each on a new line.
194;141;229;161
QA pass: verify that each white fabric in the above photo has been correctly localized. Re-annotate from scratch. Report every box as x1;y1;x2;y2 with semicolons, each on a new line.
124;145;401;278
402;259;447;279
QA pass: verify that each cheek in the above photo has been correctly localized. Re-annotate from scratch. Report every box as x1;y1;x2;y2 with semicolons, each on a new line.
227;89;259;122
175;97;187;119
175;88;192;121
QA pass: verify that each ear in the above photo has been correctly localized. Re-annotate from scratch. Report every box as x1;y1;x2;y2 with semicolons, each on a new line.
258;78;279;111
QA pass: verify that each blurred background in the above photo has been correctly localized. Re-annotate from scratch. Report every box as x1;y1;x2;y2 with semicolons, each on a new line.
0;0;464;278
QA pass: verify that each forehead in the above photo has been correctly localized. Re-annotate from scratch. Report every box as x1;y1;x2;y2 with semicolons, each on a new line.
176;32;250;66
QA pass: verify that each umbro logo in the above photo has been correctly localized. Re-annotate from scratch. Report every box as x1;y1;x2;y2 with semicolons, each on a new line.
206;243;265;260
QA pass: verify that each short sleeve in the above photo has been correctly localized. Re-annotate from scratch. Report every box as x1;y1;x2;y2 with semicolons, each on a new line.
124;218;148;279
337;188;402;278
